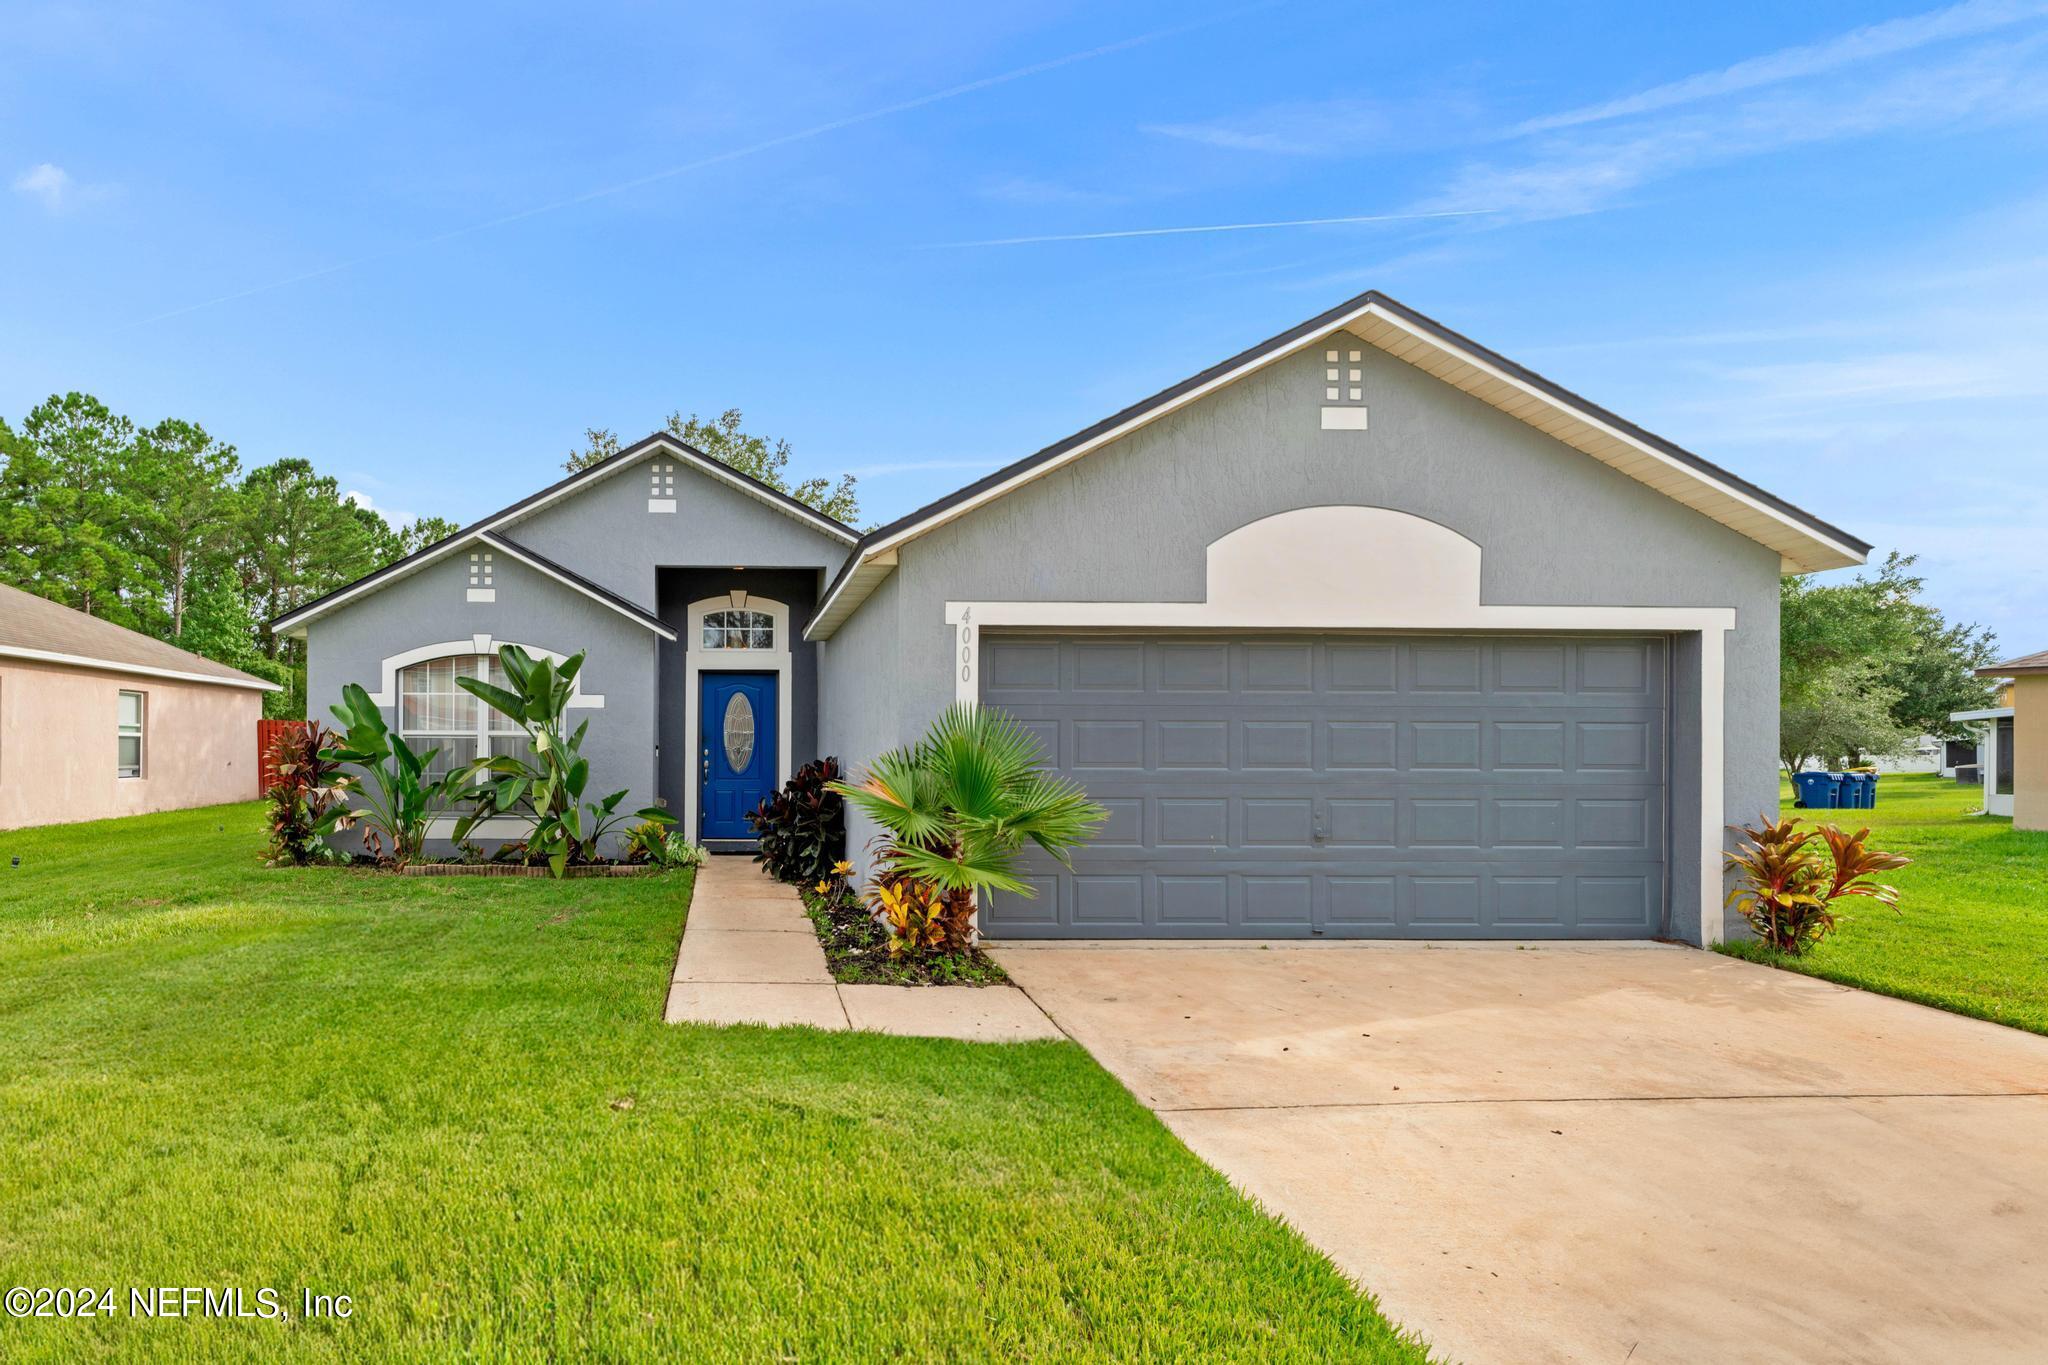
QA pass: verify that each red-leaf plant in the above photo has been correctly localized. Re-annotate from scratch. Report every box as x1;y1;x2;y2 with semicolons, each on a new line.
1724;813;1911;955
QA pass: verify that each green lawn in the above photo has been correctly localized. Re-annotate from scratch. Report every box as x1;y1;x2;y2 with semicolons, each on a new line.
0;803;1427;1362
1717;772;2048;1035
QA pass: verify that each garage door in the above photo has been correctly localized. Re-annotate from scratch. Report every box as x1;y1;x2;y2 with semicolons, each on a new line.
979;634;1668;939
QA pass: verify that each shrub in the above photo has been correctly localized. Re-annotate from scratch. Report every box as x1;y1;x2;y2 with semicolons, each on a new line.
1725;813;1911;954
748;757;846;886
263;721;346;866
626;819;706;871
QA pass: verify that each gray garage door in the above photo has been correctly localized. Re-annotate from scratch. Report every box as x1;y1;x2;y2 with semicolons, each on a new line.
979;634;1668;939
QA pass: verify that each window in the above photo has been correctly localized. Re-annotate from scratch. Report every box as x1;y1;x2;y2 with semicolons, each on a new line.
117;690;145;778
397;655;534;781
700;609;775;651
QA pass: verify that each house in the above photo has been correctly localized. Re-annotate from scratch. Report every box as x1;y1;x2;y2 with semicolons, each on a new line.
0;582;279;830
274;291;1869;944
1957;662;2043;827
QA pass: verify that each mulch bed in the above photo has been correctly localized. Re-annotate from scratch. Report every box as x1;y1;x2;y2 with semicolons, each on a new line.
800;889;1010;987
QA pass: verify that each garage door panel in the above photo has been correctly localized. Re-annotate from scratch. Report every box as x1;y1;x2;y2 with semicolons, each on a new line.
982;635;1666;938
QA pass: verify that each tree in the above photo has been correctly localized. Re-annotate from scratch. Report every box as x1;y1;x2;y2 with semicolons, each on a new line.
388;515;461;558
178;564;296;717
665;409;859;523
1780;661;1916;773
129;418;241;637
0;393;145;625
235;458;389;660
1780;551;1998;767
1880;603;2000;739
563;428;620;473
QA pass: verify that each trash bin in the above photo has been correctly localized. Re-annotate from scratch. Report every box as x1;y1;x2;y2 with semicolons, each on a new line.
1864;772;1881;808
1793;771;1838;809
1842;772;1868;809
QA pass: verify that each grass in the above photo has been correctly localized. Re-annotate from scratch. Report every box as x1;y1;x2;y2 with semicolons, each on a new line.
1716;772;2048;1035
0;803;1427;1362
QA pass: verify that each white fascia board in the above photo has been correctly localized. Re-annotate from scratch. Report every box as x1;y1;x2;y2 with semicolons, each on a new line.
1949;707;2015;722
810;299;1862;638
487;437;857;546
0;644;281;691
1356;306;1869;572
273;532;480;635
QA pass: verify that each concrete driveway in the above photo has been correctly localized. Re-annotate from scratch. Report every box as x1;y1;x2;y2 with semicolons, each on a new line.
994;941;2048;1364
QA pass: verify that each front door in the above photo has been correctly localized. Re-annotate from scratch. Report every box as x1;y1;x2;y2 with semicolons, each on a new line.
700;672;778;841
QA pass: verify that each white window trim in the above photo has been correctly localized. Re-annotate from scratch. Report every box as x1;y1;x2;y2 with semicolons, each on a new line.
942;505;1738;947
367;637;604;709
682;595;792;841
117;689;146;779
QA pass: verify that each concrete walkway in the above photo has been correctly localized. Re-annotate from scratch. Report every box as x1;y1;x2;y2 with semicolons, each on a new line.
995;940;2048;1365
665;856;1060;1042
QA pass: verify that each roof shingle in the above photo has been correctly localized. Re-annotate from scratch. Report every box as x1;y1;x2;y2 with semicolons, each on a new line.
0;582;277;688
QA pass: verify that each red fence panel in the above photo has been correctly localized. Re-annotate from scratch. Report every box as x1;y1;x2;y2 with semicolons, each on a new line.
257;718;309;794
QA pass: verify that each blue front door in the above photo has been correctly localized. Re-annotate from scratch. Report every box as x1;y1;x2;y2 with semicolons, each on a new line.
700;672;778;840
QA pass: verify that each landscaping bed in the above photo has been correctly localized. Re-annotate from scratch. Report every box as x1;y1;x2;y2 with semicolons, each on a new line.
800;884;1009;986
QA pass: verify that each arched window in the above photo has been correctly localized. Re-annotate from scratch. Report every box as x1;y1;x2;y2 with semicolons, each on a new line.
701;608;775;651
397;654;535;780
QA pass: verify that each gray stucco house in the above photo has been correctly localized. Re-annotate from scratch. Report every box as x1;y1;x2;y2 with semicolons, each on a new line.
274;291;1868;945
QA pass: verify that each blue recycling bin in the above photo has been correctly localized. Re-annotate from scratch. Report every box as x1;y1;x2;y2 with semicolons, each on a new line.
1852;772;1877;808
1793;771;1838;809
1834;772;1860;809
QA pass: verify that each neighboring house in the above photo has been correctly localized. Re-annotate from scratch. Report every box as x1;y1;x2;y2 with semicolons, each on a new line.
1957;666;2042;827
0;582;279;830
274;291;1869;945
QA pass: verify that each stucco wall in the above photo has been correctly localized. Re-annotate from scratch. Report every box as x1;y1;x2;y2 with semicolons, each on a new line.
826;329;1784;940
817;567;904;865
2015;676;2048;832
305;548;659;854
0;659;262;830
507;451;850;611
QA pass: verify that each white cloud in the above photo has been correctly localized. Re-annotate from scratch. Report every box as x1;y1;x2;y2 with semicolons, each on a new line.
12;162;73;210
1516;0;2048;135
1423;33;2048;221
1144;98;1395;156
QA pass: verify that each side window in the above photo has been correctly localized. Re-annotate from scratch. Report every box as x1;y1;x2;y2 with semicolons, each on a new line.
118;690;145;778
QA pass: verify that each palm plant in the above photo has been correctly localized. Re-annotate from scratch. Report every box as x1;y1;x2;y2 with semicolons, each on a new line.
830;703;1106;949
447;645;671;876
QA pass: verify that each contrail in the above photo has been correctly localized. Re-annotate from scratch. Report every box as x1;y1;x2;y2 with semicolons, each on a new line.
119;4;1275;331
931;208;1500;247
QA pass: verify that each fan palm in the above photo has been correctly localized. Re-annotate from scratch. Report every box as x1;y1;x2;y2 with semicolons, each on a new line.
829;703;1106;944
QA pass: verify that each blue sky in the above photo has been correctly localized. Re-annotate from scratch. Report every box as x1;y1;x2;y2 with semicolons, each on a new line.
5;1;2046;649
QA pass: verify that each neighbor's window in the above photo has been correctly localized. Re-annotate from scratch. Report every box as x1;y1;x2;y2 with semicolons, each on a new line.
397;654;536;781
701;609;774;651
117;690;145;778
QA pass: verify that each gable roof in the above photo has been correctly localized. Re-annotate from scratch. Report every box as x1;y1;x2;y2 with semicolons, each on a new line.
272;432;853;636
805;290;1872;640
1980;648;2048;677
0;582;280;691
274;528;678;640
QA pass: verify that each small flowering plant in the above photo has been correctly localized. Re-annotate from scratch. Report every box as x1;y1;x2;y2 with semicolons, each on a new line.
810;859;857;907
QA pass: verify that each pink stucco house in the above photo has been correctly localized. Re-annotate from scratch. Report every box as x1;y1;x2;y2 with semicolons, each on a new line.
0;583;280;830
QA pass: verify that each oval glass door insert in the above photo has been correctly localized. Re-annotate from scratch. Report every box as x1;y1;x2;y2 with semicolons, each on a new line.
722;691;755;772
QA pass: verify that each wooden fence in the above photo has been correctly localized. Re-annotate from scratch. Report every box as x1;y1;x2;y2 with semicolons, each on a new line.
256;718;309;794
